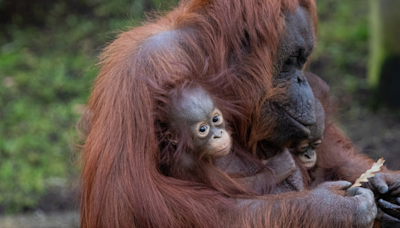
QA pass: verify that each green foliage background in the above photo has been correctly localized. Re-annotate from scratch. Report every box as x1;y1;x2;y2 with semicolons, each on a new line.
0;0;177;213
0;0;369;213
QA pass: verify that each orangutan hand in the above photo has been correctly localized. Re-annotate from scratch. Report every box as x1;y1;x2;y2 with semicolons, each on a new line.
364;172;400;221
310;181;377;228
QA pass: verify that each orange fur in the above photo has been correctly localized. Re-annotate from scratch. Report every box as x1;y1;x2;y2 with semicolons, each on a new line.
76;0;384;227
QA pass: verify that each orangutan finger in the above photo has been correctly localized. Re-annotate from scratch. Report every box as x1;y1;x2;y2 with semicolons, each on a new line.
378;199;400;220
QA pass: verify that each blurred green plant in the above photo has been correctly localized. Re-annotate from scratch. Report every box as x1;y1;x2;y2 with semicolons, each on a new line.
311;0;370;109
0;0;178;213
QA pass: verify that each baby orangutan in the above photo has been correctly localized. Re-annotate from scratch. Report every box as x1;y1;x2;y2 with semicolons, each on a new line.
164;84;232;163
160;83;295;194
292;100;325;170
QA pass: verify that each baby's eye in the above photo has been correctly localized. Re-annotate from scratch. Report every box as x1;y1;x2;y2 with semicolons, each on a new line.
196;123;210;138
212;113;223;125
298;143;309;152
213;115;219;123
313;140;322;147
199;125;207;132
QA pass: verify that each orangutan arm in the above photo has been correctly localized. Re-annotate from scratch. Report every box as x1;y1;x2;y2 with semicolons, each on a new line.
224;181;376;228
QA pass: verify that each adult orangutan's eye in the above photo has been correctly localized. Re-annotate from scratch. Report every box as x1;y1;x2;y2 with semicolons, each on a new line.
282;57;297;72
298;56;306;66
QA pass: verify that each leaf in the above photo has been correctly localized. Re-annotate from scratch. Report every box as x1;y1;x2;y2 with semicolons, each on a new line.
350;158;385;188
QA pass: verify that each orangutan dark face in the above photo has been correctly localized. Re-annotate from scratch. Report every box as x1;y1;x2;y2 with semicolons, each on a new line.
262;6;317;146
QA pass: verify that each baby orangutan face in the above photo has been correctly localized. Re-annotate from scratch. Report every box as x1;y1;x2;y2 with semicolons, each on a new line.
293;100;325;170
295;138;321;170
167;86;232;160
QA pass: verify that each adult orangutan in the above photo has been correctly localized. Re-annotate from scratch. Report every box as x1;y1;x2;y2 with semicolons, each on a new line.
78;0;400;227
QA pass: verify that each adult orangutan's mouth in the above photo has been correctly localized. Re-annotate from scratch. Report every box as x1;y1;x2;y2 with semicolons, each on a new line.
285;112;311;136
277;107;311;136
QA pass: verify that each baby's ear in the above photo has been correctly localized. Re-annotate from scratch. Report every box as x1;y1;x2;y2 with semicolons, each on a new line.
166;131;178;145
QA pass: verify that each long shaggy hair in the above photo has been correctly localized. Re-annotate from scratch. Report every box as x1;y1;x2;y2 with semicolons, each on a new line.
74;0;382;227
